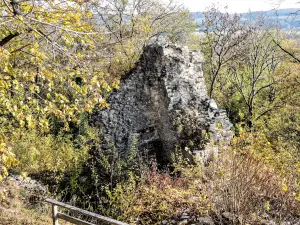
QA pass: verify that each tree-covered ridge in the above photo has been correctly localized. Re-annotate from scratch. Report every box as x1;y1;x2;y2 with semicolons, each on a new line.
192;8;300;29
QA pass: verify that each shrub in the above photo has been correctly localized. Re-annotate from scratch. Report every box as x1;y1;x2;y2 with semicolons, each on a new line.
100;131;299;224
105;164;209;224
205;131;300;224
10;129;89;174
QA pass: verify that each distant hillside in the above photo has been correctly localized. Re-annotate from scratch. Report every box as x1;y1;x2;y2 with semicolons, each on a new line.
191;8;300;29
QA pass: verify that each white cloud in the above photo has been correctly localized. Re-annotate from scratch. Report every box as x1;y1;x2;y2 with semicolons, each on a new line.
181;0;300;13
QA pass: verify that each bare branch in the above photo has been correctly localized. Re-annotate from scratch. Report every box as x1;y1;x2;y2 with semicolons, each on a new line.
0;32;19;46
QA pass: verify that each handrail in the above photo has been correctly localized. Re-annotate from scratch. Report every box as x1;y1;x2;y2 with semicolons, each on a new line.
45;198;129;225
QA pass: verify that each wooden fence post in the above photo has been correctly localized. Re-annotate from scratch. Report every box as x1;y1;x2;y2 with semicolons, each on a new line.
52;204;59;225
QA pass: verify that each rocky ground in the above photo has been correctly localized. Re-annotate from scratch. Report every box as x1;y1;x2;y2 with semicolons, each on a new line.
0;175;53;225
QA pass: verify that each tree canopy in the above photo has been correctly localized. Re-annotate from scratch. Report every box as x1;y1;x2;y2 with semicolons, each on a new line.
0;0;195;180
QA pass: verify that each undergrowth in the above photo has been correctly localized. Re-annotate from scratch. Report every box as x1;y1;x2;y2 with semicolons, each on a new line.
98;130;300;224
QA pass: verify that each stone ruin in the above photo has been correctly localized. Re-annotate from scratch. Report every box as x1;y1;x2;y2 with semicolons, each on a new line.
92;43;233;165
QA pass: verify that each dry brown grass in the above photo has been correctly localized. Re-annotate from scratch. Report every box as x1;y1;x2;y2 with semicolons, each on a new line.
0;179;51;224
0;179;74;225
205;149;299;224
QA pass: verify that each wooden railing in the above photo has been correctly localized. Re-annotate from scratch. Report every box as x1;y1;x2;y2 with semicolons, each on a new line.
46;198;129;225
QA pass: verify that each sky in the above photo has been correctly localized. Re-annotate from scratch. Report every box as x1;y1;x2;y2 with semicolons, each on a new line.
181;0;300;13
